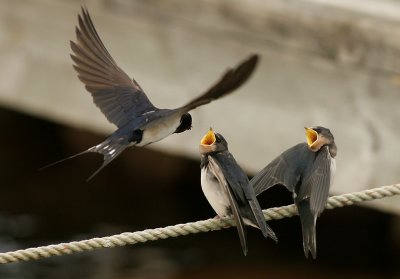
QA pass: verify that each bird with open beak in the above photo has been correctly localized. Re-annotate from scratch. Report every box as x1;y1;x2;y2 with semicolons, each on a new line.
43;7;260;181
250;126;337;259
199;128;278;255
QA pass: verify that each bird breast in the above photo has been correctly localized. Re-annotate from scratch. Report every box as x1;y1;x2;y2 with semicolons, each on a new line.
201;167;231;217
137;113;182;146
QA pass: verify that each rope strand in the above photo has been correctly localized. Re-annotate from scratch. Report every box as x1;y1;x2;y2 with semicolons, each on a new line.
0;183;399;264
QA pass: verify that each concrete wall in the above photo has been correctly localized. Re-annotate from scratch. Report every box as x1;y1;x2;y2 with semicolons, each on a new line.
0;0;399;213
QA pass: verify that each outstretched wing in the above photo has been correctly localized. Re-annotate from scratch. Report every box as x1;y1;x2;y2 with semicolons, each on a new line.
251;143;310;196
71;7;156;128
297;146;334;215
178;54;259;112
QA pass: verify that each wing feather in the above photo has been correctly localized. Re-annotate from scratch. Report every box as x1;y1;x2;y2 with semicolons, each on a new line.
178;54;259;112
208;157;248;255
211;153;277;242
251;143;309;196
300;146;333;215
71;7;156;128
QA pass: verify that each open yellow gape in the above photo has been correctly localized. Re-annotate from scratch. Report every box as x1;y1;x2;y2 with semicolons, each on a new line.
201;128;216;146
305;127;318;147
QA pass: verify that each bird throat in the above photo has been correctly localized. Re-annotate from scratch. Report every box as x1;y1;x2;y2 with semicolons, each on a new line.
174;113;192;134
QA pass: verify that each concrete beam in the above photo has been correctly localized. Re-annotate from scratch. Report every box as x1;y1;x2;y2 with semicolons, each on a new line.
0;0;399;213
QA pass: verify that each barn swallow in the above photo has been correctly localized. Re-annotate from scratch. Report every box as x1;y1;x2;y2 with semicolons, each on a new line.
199;128;277;255
250;126;337;259
44;7;260;181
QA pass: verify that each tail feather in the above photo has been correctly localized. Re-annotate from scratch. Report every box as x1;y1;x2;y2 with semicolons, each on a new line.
297;201;317;259
41;135;130;181
86;139;129;181
40;149;92;171
248;199;278;243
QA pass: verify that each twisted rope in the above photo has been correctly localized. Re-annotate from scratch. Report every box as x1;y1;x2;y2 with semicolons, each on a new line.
0;183;399;264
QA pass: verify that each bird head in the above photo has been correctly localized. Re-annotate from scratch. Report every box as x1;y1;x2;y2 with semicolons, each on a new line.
174;113;192;133
305;126;335;152
199;128;228;154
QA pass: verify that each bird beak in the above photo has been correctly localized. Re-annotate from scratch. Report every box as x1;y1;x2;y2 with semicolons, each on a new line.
200;128;216;146
305;127;318;148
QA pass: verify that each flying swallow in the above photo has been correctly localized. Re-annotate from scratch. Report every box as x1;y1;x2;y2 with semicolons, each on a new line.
199;128;277;255
44;7;260;180
250;126;337;259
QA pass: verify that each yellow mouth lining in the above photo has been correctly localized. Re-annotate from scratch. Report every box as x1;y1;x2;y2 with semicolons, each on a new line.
200;128;216;145
305;127;318;147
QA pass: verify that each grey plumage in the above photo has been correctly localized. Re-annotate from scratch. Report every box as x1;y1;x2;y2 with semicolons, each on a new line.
199;129;277;255
251;126;336;259
44;7;260;180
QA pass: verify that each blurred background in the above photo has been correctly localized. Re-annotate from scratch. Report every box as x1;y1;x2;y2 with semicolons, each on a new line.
0;0;400;278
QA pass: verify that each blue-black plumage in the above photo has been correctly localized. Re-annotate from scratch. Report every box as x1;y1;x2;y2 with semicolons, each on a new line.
43;7;260;181
251;126;337;259
199;128;277;256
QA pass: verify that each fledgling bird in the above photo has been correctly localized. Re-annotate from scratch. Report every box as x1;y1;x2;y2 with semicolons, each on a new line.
250;126;337;259
44;7;260;181
199;128;278;255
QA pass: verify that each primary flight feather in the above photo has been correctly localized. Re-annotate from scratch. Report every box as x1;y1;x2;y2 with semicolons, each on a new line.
44;7;260;180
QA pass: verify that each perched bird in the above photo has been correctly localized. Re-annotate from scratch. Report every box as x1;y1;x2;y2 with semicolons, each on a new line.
44;7;260;180
199;128;277;255
250;126;337;259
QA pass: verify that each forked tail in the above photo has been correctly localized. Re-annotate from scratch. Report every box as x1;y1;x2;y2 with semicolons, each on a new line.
298;201;317;259
248;199;278;243
85;137;129;181
41;135;130;181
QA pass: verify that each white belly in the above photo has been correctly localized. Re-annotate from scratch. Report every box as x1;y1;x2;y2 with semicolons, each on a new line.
201;168;230;217
137;114;181;146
